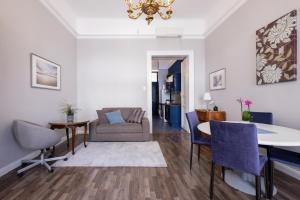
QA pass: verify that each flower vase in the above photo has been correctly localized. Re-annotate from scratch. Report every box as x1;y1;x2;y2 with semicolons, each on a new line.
242;111;250;121
67;115;74;123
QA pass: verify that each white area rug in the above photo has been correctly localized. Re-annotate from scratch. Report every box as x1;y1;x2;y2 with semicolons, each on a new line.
53;141;167;167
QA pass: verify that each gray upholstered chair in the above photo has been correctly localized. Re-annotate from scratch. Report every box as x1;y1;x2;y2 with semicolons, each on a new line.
13;120;67;175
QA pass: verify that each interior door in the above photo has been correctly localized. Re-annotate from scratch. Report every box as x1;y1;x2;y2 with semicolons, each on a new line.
181;58;189;131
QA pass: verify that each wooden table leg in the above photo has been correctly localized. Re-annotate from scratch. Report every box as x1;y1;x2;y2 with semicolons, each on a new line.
71;127;76;155
65;128;70;148
84;124;88;148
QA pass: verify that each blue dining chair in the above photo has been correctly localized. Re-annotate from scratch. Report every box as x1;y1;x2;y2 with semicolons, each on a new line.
186;112;211;171
268;148;300;199
209;121;268;200
250;112;273;125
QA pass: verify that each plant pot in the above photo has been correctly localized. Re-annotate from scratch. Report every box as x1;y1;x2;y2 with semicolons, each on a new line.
67;115;74;123
242;111;250;121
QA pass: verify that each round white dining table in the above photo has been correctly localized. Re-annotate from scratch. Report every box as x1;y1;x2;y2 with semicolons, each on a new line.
197;121;300;197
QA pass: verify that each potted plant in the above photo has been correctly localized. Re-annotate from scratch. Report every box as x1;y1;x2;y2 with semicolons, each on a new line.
62;104;78;122
237;98;253;121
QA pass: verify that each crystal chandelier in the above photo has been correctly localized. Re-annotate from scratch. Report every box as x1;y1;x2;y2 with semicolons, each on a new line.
125;0;175;25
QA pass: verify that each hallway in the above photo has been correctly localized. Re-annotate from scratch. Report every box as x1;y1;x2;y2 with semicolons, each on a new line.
152;116;186;134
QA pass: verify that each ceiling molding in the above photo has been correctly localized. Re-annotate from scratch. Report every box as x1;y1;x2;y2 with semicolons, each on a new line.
39;0;77;37
203;0;248;37
77;34;204;40
39;0;248;39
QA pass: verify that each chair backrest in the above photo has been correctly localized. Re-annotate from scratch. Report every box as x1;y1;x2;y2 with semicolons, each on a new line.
250;112;273;125
12;120;59;150
186;112;202;143
210;121;261;175
97;107;142;124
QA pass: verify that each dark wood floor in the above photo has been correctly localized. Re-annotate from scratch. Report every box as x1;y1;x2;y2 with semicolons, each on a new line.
0;133;300;200
152;116;186;134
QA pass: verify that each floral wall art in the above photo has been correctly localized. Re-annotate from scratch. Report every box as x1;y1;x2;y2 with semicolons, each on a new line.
256;10;297;85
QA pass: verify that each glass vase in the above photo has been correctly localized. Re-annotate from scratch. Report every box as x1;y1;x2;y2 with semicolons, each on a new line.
242;111;250;121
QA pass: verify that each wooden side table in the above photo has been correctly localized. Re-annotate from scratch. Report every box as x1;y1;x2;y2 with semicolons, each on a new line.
49;121;89;155
195;109;226;123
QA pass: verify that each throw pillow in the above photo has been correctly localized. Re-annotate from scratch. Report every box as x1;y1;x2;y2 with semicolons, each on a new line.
105;110;125;124
128;109;145;123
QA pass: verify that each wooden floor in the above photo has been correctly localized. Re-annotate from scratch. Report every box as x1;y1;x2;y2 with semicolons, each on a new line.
152;116;186;134
0;133;300;200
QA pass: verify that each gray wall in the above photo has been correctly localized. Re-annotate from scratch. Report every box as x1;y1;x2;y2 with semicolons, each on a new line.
0;0;77;168
205;0;300;150
77;39;205;121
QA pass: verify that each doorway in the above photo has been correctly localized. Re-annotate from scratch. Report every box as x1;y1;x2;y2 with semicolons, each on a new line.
147;51;195;133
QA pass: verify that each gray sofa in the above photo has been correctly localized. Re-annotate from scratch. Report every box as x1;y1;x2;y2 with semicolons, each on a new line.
89;107;150;142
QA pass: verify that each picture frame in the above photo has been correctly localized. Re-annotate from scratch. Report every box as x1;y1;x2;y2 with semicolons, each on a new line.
209;68;226;91
31;53;61;90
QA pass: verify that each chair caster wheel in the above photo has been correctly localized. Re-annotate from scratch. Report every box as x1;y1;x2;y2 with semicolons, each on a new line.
48;169;54;173
64;158;68;161
17;172;24;177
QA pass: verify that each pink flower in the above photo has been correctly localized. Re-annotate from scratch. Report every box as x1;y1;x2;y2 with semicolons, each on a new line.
244;99;253;106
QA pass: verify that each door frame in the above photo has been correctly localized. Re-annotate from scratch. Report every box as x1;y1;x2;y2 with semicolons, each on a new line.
147;50;195;133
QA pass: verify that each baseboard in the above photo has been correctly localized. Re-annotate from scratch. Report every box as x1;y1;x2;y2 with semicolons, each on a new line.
0;133;84;177
0;151;41;177
274;161;300;181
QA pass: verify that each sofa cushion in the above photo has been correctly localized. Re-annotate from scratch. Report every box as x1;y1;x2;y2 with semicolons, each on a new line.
128;109;145;123
96;123;143;134
105;110;125;124
96;110;109;124
97;107;142;124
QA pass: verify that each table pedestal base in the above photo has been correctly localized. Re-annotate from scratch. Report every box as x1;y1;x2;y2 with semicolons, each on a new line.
224;170;277;196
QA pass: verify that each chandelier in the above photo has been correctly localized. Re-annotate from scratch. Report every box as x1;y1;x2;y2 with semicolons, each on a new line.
125;0;175;25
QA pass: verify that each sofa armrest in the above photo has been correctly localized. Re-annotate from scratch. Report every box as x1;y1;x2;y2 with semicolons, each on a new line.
89;119;99;138
141;117;150;141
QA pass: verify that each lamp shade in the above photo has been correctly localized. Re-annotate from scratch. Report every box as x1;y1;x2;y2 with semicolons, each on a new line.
203;92;212;101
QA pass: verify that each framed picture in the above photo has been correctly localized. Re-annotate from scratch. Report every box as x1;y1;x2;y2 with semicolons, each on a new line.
209;68;226;90
31;53;61;90
256;10;297;85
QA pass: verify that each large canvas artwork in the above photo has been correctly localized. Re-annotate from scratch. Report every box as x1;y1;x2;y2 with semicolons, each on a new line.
31;54;61;90
256;10;297;85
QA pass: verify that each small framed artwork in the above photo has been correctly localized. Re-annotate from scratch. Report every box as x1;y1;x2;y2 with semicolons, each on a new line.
31;53;61;90
209;68;226;90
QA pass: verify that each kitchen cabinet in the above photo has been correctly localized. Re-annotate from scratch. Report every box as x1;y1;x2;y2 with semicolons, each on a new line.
165;105;181;129
173;73;181;92
170;105;181;128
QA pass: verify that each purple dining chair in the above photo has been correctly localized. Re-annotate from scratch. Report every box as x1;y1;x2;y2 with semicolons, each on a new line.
250;112;273;125
186;112;211;171
209;121;268;200
268;148;300;199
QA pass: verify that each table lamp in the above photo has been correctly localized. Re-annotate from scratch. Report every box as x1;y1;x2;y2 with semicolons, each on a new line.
203;92;212;110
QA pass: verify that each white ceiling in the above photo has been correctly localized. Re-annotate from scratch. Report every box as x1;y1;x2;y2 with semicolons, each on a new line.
64;0;220;19
40;0;248;38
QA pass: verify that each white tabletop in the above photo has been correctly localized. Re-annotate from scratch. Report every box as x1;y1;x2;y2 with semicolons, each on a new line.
198;121;300;147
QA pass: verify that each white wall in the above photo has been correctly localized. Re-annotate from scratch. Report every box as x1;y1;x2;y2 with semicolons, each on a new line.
77;39;206;121
206;0;300;159
206;0;300;130
0;0;77;169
